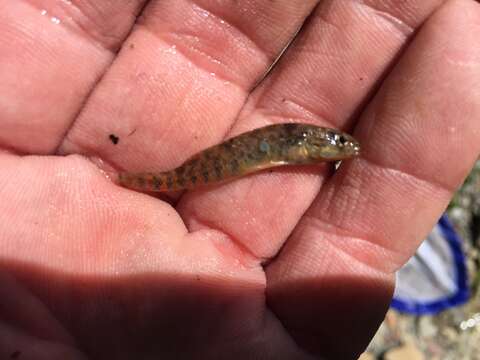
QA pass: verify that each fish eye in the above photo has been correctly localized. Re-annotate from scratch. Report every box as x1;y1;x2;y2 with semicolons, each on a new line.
338;135;347;146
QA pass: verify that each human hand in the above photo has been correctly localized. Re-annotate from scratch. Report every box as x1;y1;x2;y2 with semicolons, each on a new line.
1;0;479;359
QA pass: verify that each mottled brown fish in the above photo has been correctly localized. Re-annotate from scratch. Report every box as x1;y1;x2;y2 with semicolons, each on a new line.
118;123;360;192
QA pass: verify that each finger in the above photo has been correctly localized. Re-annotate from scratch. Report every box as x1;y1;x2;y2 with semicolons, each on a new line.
0;151;266;279
59;0;320;171
0;153;184;272
179;0;445;259
0;0;145;154
266;1;480;358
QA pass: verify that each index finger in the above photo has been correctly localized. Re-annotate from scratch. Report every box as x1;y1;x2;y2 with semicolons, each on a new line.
0;0;144;154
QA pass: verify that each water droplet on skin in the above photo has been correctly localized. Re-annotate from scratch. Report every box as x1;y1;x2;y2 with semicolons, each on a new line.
40;9;64;25
165;45;177;54
192;4;210;18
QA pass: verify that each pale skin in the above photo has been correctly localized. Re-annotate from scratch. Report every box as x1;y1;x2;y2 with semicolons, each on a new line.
0;0;479;359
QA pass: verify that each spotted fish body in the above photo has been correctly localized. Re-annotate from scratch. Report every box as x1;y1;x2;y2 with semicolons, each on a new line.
118;123;360;192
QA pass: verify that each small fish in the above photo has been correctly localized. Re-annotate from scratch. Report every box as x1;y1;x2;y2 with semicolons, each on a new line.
118;123;360;192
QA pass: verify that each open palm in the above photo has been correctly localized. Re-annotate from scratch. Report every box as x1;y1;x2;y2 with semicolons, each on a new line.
1;1;479;359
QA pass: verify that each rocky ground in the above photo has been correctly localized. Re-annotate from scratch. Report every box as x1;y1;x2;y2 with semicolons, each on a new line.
361;160;480;360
